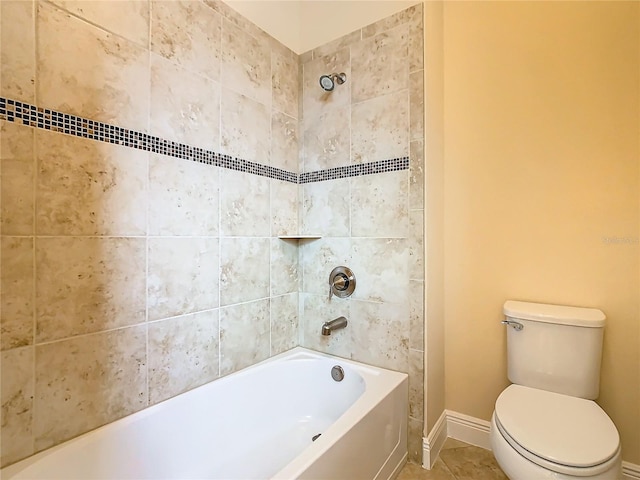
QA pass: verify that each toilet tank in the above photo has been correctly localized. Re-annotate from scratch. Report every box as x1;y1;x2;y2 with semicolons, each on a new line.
503;301;605;400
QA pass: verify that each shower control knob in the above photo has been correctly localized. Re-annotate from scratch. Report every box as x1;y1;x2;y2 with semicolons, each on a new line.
328;266;356;299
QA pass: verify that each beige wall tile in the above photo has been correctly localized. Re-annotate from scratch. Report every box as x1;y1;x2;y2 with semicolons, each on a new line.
350;170;409;238
361;3;421;39
36;237;146;343
150;54;220;150
271;238;299;296
49;0;149;47
34;326;147;452
1;1;35;103
410;70;425;140
1;237;34;350
351;25;409;104
149;154;219;236
302;106;350;172
409;140;424;209
1;122;34;236
219;169;270;236
408;417;423;464
302;48;350;127
350;299;409;371
270;293;299;355
36;130;147;236
351;238;409;304
0;121;33;159
354;4;426;80
299;50;312;64
409;209;424;280
409;280;424;351
272;53;299;119
351;89;409;164
311;29;361;59
148;237;219;321
219;237;270;306
221;20;271;105
203;0;295;61
1;346;34;467
0;179;34;239
148;310;220;404
299;293;351;358
302;179;350;237
300;237;350;296
220;299;270;375
150;0;220;81
271;111;298;172
408;7;424;72
270;179;298;237
220;88;270;163
37;2;149;131
409;348;424;421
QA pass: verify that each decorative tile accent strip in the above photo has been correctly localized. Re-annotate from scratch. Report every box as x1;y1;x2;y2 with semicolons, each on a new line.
299;157;410;183
0;97;408;183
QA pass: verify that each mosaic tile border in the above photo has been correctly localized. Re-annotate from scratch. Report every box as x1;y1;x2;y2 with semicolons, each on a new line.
299;157;409;183
0;97;409;183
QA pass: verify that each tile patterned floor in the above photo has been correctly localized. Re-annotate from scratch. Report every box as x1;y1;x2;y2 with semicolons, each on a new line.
398;438;508;480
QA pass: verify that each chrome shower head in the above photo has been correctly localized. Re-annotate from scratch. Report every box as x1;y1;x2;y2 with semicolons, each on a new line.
319;72;347;91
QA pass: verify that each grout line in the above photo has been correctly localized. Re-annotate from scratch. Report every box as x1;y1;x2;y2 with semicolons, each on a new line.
268;31;274;356
40;0;148;51
30;106;37;458
350;86;410;108
33;322;151;348
216;9;223;381
33;305;227;350
145;0;152;408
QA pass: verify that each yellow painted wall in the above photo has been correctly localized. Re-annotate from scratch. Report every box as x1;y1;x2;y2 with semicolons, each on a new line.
442;1;640;463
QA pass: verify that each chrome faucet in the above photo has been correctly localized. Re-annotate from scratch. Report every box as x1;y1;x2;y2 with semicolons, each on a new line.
322;316;348;336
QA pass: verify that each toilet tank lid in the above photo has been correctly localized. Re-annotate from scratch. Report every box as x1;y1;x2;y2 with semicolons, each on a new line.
503;301;605;327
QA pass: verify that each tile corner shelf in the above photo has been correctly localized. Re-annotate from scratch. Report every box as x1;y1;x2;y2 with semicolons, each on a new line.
277;235;322;240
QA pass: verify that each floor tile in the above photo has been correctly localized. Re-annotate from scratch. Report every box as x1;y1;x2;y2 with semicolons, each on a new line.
398;439;508;480
441;437;472;451
439;445;508;480
397;459;456;480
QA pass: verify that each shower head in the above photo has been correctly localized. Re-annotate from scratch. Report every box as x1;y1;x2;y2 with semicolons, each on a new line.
319;72;347;91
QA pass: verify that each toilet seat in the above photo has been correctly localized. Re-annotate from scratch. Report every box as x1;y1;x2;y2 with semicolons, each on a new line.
494;385;620;476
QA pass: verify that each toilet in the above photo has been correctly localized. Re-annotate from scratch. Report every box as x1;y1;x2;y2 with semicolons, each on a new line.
490;301;622;480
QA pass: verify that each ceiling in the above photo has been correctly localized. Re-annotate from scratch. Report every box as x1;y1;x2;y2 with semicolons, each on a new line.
224;0;421;54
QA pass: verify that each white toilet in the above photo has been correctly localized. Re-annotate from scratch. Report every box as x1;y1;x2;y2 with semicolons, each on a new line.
490;300;622;480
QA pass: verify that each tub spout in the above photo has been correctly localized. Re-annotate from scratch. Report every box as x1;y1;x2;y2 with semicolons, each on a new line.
322;316;348;336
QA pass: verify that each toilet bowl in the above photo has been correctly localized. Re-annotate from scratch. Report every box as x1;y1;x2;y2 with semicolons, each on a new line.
490;385;621;479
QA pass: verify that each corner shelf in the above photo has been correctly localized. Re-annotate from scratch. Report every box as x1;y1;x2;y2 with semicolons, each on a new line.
277;235;322;240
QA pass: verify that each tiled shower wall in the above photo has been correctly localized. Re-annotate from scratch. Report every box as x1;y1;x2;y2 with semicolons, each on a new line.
1;0;300;466
297;5;425;462
0;0;425;469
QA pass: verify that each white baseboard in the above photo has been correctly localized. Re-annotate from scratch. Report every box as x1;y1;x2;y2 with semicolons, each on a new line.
445;410;492;450
424;410;640;480
421;410;447;469
623;461;640;480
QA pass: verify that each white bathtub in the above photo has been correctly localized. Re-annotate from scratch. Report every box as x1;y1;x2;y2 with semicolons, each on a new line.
2;347;408;480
